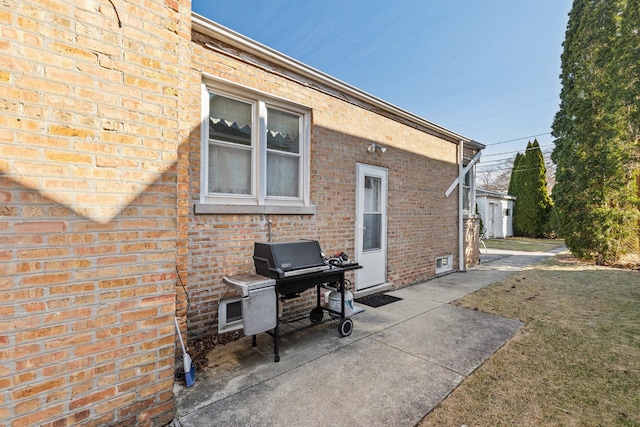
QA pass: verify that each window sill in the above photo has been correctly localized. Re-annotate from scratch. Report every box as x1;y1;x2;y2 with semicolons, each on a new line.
194;203;316;215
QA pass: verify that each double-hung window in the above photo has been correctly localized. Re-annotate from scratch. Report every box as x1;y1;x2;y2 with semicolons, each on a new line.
199;82;312;214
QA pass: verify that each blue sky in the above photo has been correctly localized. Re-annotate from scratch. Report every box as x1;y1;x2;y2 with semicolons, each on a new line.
192;1;573;170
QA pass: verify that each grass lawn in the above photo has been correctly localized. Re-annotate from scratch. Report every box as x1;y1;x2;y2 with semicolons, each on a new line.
419;254;640;426
483;237;565;253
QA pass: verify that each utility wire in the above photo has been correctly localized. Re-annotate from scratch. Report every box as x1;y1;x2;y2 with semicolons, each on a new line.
484;132;552;146
456;97;558;126
480;143;554;160
480;153;554;166
478;164;554;171
478;166;555;173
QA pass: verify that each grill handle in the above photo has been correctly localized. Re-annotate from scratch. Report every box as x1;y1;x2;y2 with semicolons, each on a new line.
253;255;284;276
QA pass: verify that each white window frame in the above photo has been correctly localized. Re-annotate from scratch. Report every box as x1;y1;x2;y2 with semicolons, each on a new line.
218;296;243;333
462;162;476;214
436;254;453;274
198;80;312;213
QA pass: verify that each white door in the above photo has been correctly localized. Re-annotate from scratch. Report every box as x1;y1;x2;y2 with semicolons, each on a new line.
355;164;387;291
489;202;497;238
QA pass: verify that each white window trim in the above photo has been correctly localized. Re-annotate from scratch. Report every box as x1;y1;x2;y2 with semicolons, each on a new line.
218;296;243;333
198;80;313;214
462;161;476;214
435;254;453;275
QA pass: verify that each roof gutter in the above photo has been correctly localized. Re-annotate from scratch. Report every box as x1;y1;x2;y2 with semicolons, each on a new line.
191;13;485;150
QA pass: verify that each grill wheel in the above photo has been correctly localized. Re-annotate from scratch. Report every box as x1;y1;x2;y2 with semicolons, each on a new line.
310;307;324;324
338;318;353;337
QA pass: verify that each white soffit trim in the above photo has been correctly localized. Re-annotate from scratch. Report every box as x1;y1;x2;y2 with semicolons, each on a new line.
191;13;485;150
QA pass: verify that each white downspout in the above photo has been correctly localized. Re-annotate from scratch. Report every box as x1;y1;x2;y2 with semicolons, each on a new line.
458;140;465;272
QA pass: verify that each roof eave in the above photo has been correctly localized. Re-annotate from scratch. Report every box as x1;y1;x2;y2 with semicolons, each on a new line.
191;13;484;149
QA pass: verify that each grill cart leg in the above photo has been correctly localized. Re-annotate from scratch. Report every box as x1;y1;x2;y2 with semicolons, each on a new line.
340;274;345;320
310;284;324;324
337;271;352;337
273;296;280;363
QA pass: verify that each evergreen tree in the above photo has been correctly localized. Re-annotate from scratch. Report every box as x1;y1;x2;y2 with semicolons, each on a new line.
508;152;524;196
508;152;525;235
509;141;553;237
535;141;554;235
526;140;553;236
551;0;640;264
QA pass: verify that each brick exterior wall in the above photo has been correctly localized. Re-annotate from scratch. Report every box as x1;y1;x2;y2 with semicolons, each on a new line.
0;1;190;425
183;27;480;339
0;3;480;424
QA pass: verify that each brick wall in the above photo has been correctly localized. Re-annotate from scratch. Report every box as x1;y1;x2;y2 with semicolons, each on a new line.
0;0;190;425
183;28;476;339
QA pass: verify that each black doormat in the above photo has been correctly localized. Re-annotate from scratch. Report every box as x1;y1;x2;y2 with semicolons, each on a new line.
355;293;402;308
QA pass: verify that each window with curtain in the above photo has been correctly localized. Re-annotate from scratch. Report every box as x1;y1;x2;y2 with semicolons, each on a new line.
208;94;253;195
267;108;300;198
202;84;309;208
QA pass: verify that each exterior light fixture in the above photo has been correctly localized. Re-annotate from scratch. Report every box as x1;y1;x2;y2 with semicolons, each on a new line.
367;143;387;153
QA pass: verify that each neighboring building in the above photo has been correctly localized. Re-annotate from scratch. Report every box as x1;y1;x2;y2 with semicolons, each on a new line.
476;189;515;238
0;2;482;425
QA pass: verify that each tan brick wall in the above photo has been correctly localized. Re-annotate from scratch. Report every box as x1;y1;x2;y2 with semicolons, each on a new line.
0;0;190;425
183;32;476;339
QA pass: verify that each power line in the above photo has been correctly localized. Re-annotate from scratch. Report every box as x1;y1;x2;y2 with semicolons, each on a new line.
456;97;558;126
478;165;556;173
478;164;555;173
484;132;552;146
481;143;554;159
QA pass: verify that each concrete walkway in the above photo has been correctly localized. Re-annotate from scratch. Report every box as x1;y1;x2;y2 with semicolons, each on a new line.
173;247;565;427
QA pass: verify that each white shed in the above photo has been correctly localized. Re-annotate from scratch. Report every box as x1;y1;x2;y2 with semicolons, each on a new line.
476;189;515;239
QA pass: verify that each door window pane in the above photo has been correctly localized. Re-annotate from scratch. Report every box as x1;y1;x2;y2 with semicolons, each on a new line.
363;213;382;251
364;176;381;212
363;175;382;251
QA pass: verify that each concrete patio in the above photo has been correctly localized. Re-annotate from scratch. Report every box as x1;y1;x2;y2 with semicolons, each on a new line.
172;247;564;426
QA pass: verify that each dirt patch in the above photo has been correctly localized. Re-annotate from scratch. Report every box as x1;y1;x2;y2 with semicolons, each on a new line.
175;331;243;384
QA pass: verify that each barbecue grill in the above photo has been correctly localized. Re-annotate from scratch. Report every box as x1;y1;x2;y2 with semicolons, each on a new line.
224;240;361;362
254;240;331;280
